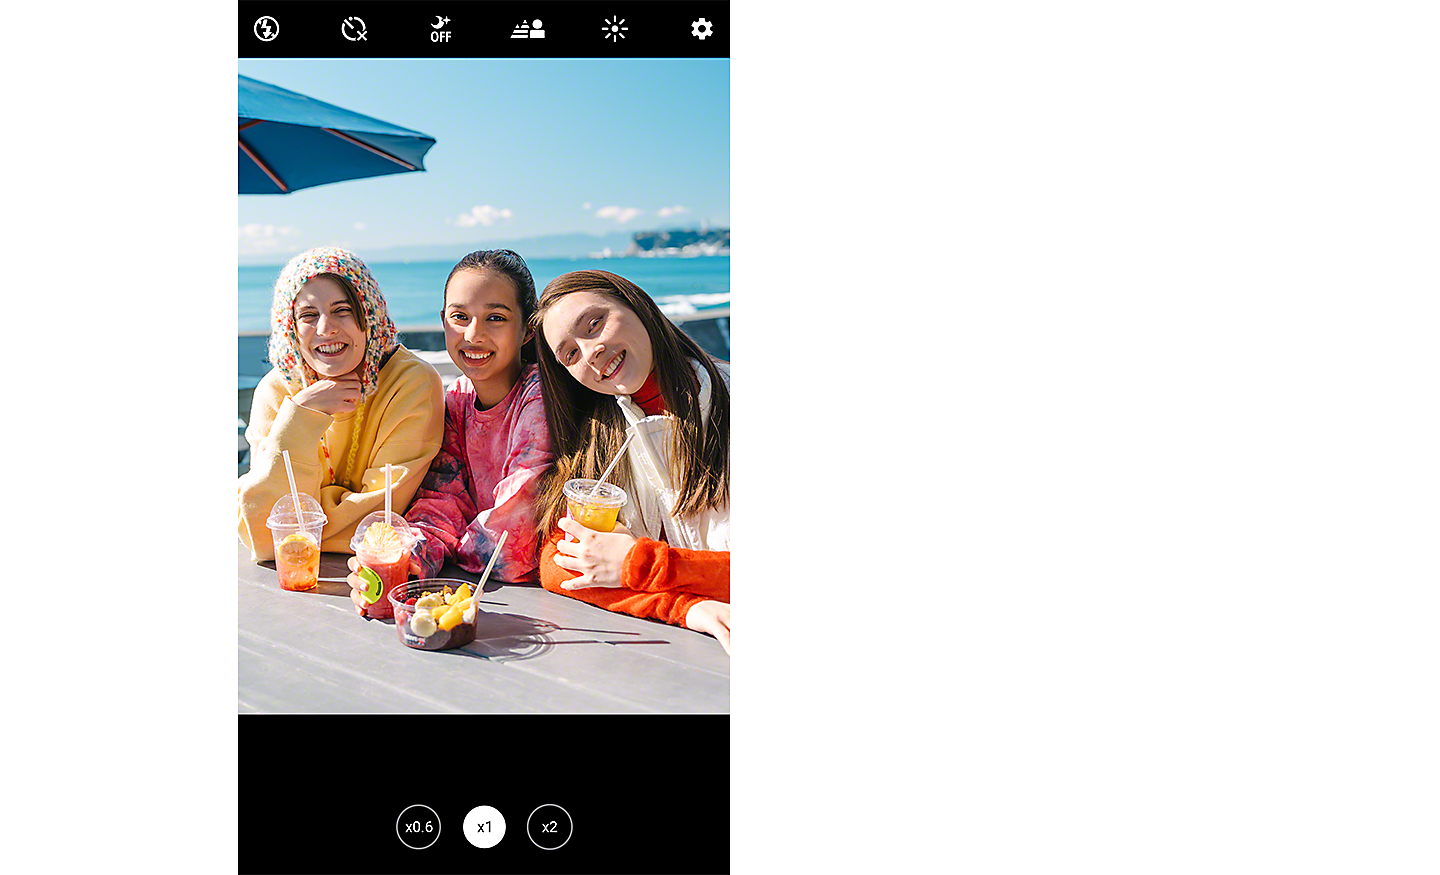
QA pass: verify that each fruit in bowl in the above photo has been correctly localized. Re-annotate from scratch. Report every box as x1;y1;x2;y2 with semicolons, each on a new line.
390;581;477;651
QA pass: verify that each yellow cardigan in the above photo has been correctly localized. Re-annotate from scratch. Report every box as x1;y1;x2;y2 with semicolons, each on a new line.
238;345;444;561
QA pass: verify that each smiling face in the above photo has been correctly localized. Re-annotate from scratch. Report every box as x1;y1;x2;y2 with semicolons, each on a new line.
443;268;528;408
293;275;367;379
541;290;655;396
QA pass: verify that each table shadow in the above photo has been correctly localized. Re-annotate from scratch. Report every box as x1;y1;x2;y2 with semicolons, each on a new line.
444;610;672;661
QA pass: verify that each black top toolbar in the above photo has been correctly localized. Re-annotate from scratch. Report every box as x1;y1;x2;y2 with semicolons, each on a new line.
240;2;729;58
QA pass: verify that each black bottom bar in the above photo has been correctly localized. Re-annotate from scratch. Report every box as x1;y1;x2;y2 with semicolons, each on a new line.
239;714;730;874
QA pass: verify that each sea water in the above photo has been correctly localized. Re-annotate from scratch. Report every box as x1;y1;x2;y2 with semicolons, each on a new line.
239;256;730;333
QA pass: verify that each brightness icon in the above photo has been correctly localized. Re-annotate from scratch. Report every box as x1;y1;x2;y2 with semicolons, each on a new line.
602;16;628;41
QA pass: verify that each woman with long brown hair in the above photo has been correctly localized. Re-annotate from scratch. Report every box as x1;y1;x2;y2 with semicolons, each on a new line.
534;269;730;652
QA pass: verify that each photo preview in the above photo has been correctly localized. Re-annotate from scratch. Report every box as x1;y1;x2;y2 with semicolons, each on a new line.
238;4;729;873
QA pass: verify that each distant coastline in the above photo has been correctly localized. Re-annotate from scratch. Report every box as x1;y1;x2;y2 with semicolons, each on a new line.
238;227;730;268
592;228;731;259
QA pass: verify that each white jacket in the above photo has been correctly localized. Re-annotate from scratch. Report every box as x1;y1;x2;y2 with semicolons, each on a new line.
614;359;730;551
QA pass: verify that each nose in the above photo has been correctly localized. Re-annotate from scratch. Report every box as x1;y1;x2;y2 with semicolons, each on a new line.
314;312;339;336
464;318;484;342
583;339;607;370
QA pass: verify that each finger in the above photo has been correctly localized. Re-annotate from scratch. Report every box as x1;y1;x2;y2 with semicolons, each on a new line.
347;557;359;572
612;522;632;536
563;575;622;590
716;625;731;654
551;553;583;573
553;538;580;558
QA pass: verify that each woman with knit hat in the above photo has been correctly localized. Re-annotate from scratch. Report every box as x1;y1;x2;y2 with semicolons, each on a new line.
238;246;445;562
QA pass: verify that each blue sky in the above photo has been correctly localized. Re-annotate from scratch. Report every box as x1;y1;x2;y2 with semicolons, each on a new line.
238;58;729;263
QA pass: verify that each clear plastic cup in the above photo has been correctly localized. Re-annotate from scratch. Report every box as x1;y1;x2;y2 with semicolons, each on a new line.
389;579;479;651
350;511;419;620
266;493;326;591
562;479;628;533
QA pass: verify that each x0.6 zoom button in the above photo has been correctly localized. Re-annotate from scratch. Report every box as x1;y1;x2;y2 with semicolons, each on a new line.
396;804;441;849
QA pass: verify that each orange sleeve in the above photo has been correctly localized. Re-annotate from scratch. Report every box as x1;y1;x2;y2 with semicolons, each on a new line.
624;538;730;601
539;529;729;627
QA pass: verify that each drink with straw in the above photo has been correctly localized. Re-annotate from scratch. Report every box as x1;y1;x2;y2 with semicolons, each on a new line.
351;463;414;619
267;450;325;591
563;479;628;532
563;431;634;533
351;511;418;619
266;493;325;591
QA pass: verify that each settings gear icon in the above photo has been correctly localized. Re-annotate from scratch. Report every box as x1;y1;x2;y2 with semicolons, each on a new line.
691;17;714;40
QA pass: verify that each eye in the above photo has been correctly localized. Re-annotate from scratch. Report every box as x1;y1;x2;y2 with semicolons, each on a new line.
486;313;507;323
448;312;469;324
296;311;318;323
588;316;601;333
562;347;577;365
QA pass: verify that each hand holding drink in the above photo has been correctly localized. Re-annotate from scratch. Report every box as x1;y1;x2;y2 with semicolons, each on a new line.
349;511;418;619
562;479;627;533
552;436;635;588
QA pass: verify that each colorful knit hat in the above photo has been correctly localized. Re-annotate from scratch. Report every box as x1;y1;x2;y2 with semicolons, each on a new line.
268;247;397;398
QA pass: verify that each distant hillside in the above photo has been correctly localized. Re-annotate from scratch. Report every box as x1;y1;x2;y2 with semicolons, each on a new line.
625;228;730;257
237;231;636;267
238;228;732;267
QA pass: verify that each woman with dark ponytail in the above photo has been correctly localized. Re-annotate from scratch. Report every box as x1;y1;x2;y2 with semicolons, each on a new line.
344;250;553;612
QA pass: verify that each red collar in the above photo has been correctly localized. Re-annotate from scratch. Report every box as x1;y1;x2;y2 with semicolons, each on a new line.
632;371;667;416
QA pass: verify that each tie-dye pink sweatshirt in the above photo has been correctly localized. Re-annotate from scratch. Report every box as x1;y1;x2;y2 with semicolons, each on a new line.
405;364;552;582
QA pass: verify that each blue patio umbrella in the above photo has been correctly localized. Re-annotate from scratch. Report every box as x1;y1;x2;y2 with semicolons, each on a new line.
239;75;436;194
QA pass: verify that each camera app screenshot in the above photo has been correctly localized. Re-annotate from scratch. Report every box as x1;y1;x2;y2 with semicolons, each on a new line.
237;4;730;871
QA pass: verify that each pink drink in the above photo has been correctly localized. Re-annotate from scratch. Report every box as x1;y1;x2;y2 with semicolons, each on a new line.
350;511;419;621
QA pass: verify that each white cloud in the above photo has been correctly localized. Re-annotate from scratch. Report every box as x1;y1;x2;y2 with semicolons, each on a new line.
595;205;643;224
656;205;689;218
352;222;367;231
454;205;514;227
237;224;298;254
582;201;592;210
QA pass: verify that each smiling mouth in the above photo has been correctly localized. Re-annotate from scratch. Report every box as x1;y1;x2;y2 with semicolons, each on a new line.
461;349;494;364
315;342;348;356
600;351;625;380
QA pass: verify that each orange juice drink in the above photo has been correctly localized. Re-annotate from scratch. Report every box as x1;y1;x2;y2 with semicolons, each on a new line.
266;493;326;592
562;480;628;533
274;532;320;591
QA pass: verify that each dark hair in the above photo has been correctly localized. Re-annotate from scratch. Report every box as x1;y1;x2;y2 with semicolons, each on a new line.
444;249;539;364
311;272;365;329
532;270;730;537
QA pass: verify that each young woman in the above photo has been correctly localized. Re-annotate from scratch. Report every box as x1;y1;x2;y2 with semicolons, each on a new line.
534;270;731;652
344;250;553;613
238;246;445;561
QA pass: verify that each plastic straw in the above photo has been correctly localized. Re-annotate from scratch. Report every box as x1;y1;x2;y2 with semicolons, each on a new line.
590;431;636;497
478;530;508;585
281;450;304;526
384;463;393;523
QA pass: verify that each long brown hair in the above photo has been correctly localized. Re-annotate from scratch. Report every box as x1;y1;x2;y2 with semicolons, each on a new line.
533;270;730;537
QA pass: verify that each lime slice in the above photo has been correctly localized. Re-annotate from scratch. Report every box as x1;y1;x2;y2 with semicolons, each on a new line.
357;567;383;604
